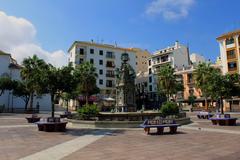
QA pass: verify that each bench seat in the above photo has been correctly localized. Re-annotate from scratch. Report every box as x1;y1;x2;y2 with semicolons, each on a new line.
35;121;67;132
140;120;180;135
209;118;237;126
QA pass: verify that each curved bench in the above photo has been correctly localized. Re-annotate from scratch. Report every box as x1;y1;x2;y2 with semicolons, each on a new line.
209;118;237;126
35;121;67;132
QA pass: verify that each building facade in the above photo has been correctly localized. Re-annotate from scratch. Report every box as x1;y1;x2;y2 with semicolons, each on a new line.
68;41;137;98
217;29;240;75
131;48;151;73
147;41;191;105
0;50;51;112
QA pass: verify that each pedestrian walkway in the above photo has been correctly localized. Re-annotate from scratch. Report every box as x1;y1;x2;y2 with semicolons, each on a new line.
19;130;109;160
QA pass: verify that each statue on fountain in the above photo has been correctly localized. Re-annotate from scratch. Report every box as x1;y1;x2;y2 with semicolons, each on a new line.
115;52;136;112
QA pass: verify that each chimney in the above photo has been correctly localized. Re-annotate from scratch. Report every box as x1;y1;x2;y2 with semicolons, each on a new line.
175;40;179;48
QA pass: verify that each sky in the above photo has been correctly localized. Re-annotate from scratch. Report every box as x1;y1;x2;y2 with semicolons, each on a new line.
0;0;240;67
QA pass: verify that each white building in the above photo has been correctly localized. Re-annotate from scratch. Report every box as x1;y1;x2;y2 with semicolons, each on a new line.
190;53;206;65
68;41;137;98
147;41;191;101
0;50;51;112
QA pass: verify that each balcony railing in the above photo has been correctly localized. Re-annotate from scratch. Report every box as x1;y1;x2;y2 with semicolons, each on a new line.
228;67;237;72
106;55;115;59
106;74;115;78
106;64;115;68
227;55;236;59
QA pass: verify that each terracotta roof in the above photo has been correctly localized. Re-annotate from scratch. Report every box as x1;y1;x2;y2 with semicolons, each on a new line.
216;29;240;40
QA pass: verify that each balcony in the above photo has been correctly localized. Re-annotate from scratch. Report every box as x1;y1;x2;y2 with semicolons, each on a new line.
228;67;237;72
227;54;236;60
106;64;115;68
106;74;115;78
106;84;115;88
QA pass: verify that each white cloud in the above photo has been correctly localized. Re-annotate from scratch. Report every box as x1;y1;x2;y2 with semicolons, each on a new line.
0;11;68;67
145;0;195;20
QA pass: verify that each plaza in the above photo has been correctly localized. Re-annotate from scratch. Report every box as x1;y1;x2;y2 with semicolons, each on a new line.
0;112;240;160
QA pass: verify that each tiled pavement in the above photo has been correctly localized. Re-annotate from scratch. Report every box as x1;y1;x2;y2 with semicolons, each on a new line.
1;113;240;160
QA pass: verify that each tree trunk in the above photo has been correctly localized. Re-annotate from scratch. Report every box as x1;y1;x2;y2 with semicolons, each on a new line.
29;93;34;110
85;94;89;105
51;94;55;118
205;97;208;111
24;97;29;111
220;96;224;114
66;100;69;112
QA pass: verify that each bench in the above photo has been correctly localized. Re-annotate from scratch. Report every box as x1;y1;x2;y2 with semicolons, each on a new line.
197;111;213;119
60;111;72;118
209;117;237;126
140;119;180;135
26;114;41;123
35;117;67;132
209;114;237;126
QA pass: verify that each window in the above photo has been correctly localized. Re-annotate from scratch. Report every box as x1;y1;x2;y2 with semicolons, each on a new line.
99;50;103;55
99;69;103;75
106;80;113;87
90;49;94;54
106;70;115;77
228;62;237;71
78;48;84;55
79;58;84;64
99;60;103;65
99;79;103;85
227;50;236;59
90;59;94;64
136;62;138;65
149;85;152;92
106;61;114;68
226;37;234;45
106;51;114;58
187;74;193;83
149;60;151;66
149;68;152;74
161;55;168;62
149;76;152;83
157;58;160;63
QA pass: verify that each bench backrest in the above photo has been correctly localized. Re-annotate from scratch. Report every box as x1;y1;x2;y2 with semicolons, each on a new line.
144;119;176;125
224;114;231;118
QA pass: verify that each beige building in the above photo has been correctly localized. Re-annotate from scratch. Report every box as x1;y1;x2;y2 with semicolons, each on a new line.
131;48;151;73
217;29;240;75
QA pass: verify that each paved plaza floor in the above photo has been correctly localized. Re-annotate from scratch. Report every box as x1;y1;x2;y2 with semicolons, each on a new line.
0;113;240;160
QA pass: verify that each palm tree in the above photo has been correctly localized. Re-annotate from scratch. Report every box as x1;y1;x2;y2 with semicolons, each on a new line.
20;55;48;110
193;62;215;110
73;62;98;104
0;77;14;96
157;64;181;101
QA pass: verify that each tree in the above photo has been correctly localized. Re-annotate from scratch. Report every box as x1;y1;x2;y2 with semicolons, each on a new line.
73;62;99;104
188;95;196;108
20;55;49;110
12;81;31;110
0;77;15;96
157;64;182;101
44;64;76;117
193;62;214;110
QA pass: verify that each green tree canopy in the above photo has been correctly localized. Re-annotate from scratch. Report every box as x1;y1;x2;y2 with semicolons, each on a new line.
157;64;183;101
20;55;49;110
0;77;15;96
73;62;99;104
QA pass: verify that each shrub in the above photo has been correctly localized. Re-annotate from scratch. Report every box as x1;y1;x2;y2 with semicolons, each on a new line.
160;101;179;117
77;104;99;120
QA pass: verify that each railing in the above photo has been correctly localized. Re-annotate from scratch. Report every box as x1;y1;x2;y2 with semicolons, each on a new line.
106;55;115;59
106;74;115;78
106;64;115;68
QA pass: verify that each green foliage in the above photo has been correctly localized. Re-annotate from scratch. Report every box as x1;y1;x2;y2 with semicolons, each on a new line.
73;62;99;104
21;55;49;109
77;104;99;120
0;77;15;96
188;95;196;105
157;64;182;100
160;101;179;116
12;81;30;110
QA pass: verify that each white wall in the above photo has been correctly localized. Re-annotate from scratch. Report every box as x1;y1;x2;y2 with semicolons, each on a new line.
0;55;51;111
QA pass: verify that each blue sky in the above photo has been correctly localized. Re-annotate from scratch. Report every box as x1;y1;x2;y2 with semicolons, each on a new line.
0;0;240;66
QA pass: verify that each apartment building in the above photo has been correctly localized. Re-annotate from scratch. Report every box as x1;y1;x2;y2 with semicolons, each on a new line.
190;53;206;65
217;29;240;75
147;41;191;102
68;41;137;98
131;48;151;73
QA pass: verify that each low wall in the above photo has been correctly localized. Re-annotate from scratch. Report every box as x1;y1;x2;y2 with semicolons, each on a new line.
68;117;191;128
